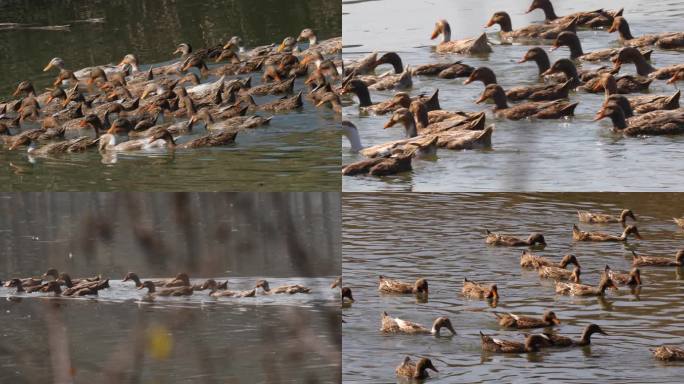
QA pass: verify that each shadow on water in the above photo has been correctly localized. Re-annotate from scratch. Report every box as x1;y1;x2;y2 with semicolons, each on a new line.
0;192;341;383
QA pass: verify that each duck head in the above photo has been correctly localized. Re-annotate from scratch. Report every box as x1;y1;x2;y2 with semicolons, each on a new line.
122;272;142;287
43;57;65;72
414;278;429;294
137;281;156;293
543;310;561;325
486;284;499;300
414;358;438;378
173;43;192;56
431;317;456;336
464;67;497;85
255;279;271;292
341;287;354;302
607;16;634;40
485;12;513;32
430;19;451;42
297;28;318;45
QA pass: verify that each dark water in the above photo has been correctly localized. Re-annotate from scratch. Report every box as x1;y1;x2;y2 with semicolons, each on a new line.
342;0;684;191
343;193;684;383
0;0;341;191
0;192;341;383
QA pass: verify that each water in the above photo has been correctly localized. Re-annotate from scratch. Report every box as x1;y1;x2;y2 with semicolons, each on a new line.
342;193;684;383
342;0;684;191
0;192;341;383
0;0;341;191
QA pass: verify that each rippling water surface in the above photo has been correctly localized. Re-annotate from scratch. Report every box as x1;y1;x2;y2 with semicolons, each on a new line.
0;0;341;191
342;0;684;191
343;193;684;383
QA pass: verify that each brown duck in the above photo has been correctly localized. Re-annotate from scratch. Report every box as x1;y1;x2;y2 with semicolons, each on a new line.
540;324;608;347
520;251;579;270
572;224;641;242
551;31;652;62
613;47;684;80
632;250;684;267
462;278;499;300
494;310;561;329
138;281;193;296
476;84;577;120
485;229;546;246
485;11;577;41
608;16;684;50
526;0;621;28
431;19;491;54
555;274;617;296
395;357;438;380
378;276;428;295
480;332;547;353
607;267;642;286
577;208;636;224
652;346;684;361
594;103;684;136
255;280;311;294
381;312;456;336
595;73;679;113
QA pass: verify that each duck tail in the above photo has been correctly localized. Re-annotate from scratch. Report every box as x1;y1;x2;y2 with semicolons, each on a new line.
493;312;502;319
665;90;681;109
476;125;494;146
469;112;487;131
484;229;491;235
642;50;653;62
425;89;440;111
614;8;624;17
560;102;579;117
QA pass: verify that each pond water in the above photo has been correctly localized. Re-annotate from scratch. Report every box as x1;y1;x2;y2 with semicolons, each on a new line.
343;193;684;383
0;192;341;383
342;0;684;191
0;0;341;191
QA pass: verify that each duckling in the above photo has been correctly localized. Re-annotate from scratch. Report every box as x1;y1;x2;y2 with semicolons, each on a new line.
138;280;193;296
480;332;547;353
462;278;499;300
578;209;636;225
555;274;617;296
608;267;642;286
526;0;621;28
632;250;684;267
395;357;438;380
475;84;578;120
520;251;579;270
485;229;546;247
608;16;684;50
255;279;310;294
485;11;577;41
652;346;684;361
541;324;607;347
205;279;255;298
381;312;456;336
572;224;641;242
613;47;684;80
539;265;581;283
430;19;491;54
378;276;428;295
494;310;561;329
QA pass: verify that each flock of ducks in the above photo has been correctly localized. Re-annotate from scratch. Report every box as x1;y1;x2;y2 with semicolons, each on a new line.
1;269;316;299
341;0;684;177
0;29;341;157
341;209;684;380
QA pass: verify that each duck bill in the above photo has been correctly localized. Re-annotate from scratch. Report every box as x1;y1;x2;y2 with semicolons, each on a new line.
43;63;53;72
549;44;559;52
474;94;488;104
592;109;607;121
540;68;555;77
277;43;286;52
592;81;604;92
172;48;182;55
612;59;622;69
552;318;561;325
484;19;495;28
430;28;440;40
517;57;529;64
11;88;21;97
607;24;617;33
525;5;536;14
383;121;396;129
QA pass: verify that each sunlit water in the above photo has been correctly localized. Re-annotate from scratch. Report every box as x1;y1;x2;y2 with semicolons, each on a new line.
0;0;341;191
342;0;684;191
343;193;684;383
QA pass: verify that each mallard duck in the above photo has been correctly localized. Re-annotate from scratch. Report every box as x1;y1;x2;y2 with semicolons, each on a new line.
138;280;193;296
241;77;295;96
572;224;641;241
608;267;642;286
632;250;684;267
255;280;310;294
551;31;652;62
526;0;621;28
539;265;581;282
555;274;617;296
652;346;684;361
3;276;42;288
520;251;580;269
431;20;491;54
593;104;684;136
395;357;438;380
674;218;684;229
5;278;26;293
42;57;79;86
96;132;169;152
485;229;547;246
485;11;577;41
25;136;100;156
596;74;679;113
462;278;498;300
577;209;636;224
480;332;547;353
42;281;63;296
297;28;342;55
608;16;684;50
494;310;561;329
476;84;577;120
463;66;497;87
204;279;255;298
381;312;456;335
195;279;228;291
541;324;607;347
613;47;684;80
378;276;428;295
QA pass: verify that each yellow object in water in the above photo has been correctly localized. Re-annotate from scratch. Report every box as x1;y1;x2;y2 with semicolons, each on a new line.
148;325;173;360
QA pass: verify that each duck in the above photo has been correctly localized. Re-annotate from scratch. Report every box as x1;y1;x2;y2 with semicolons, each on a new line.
248;91;303;112
341;287;354;303
25;136;100;156
462;278;499;300
667;70;684;85
241;76;296;96
341;152;414;177
381;312;456;336
525;0;621;28
297;28;342;55
5;278;26;293
652;346;684;361
42;281;64;296
551;31;652;62
341;80;409;114
430;19;491;54
518;47;567;82
485;11;577;41
494;310;561;329
122;272;167;287
586;72;653;95
593;103;684;136
3;275;43;288
539;265;581;282
255;279;310;294
674;218;684;229
409;60;474;79
520;251;580;270
378;275;428;295
480;332;547;353
204;279;255;298
572;224;641;241
555;274;617;296
608;16;684;50
42;268;100;286
577;208;637;225
607;266;642;286
344;52;378;76
613;47;684;80
96;132;169;152
595;74;679;113
485;229;547;247
42;57;81;86
395;357;438;380
138;280;193;296
195;279;228;291
632;250;684;267
476;84;578;120
63;279;110;296
147;128;238;149
540;324;608;347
